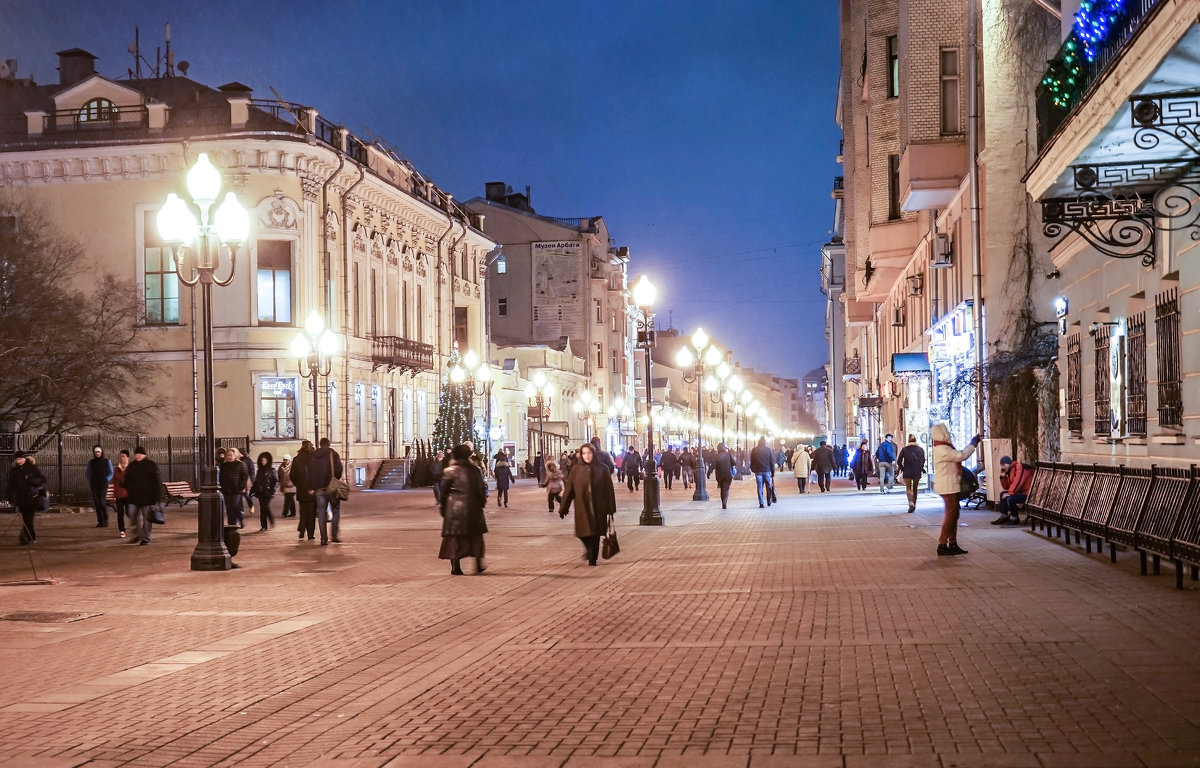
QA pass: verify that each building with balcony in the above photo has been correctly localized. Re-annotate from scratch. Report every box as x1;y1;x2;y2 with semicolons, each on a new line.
0;47;492;482
1026;0;1200;466
834;0;1060;466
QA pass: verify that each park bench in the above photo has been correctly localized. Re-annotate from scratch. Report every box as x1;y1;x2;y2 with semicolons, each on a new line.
162;480;200;506
1025;460;1200;589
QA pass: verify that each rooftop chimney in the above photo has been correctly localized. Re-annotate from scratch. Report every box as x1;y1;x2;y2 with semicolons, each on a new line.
485;181;508;202
56;48;97;86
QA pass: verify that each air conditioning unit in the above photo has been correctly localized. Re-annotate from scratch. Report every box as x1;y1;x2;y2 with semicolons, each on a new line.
931;234;954;269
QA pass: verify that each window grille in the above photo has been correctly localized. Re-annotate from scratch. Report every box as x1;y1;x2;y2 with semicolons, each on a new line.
1093;327;1110;436
1067;333;1082;435
1155;287;1182;429
1127;311;1146;435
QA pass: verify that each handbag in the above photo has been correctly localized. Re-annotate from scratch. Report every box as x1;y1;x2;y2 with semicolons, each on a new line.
768;482;778;504
151;504;166;525
326;452;351;501
601;513;620;559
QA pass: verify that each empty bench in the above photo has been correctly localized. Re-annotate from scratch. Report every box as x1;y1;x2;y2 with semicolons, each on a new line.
162;481;200;506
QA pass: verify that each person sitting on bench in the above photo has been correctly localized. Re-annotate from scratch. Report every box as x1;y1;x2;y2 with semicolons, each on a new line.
992;455;1034;526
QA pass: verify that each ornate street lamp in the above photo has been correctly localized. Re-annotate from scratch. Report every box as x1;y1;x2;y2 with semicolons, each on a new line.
524;371;554;484
631;275;662;525
156;152;249;571
456;350;493;456
291;310;339;447
675;326;719;502
607;399;632;454
573;390;602;442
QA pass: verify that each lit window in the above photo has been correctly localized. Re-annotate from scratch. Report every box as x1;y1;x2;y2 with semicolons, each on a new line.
143;211;180;325
258;377;298;439
78;98;116;123
256;240;292;325
496;254;506;274
886;36;899;99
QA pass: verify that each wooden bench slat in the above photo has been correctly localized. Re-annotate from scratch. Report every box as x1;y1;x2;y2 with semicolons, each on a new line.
162;481;200;506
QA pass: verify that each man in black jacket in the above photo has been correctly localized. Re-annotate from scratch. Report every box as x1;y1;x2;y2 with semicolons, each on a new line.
749;436;776;508
291;440;316;541
85;445;114;528
124;446;161;546
308;438;344;546
811;441;836;492
706;443;736;509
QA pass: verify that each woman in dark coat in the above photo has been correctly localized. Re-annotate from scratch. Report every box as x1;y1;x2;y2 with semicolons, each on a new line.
493;455;515;508
251;451;279;531
7;451;46;545
438;444;488;575
558;442;616;566
851;439;875;491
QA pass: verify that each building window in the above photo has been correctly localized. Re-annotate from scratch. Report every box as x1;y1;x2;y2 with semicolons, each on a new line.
610;311;618;331
887;154;901;220
78;98;116;123
1127;311;1147;436
352;263;361;336
595;299;603;324
1093;327;1111;437
1066;333;1082;435
496;253;506;274
416;286;425;342
454;306;469;349
327;382;338;440
258;377;298;439
355;383;365;442
940;48;961;135
1155;287;1182;429
370;268;379;337
255;240;291;326
498;297;508;317
143;211;180;325
885;36;899;99
611;349;619;372
595;342;604;369
371;385;381;443
402;281;411;338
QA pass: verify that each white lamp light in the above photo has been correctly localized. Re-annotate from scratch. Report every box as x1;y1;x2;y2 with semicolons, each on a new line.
185;152;222;208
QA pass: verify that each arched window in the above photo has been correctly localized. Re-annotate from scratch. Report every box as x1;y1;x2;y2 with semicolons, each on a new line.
78;98;116;123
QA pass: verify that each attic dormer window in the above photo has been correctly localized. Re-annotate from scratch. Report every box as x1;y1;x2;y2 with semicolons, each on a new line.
78;98;116;123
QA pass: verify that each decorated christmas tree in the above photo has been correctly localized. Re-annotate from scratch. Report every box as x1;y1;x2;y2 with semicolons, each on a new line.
431;346;475;453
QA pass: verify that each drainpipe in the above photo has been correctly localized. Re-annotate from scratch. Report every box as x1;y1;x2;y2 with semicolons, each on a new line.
967;0;986;436
341;157;366;460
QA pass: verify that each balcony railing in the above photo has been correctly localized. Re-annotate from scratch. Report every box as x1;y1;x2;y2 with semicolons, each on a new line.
49;104;147;133
371;336;434;374
1036;0;1164;148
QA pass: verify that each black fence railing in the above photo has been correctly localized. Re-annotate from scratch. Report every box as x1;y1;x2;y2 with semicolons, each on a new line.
1067;333;1083;434
1155;287;1182;430
370;336;434;374
0;433;249;508
1128;311;1147;436
49;104;147;133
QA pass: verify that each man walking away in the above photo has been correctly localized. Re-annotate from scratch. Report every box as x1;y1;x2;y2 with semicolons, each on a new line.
707;443;736;509
124;446;161;546
896;434;926;513
749;436;775;508
811;441;835;492
85;445;114;528
659;447;678;490
624;446;643;493
292;440;316;541
875;434;898;493
993;455;1034;526
309;437;344;545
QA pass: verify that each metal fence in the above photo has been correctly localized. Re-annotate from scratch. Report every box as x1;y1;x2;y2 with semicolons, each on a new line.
0;433;249;507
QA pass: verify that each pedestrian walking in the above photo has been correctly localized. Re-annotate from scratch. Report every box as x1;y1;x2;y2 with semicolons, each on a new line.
494;454;515;508
707;442;736;509
791;445;811;493
85;444;114;528
239;446;256;519
896;434;926;513
278;454;296;518
544;461;564;513
8;451;46;545
219;447;248;528
811;441;835;492
124;446;161;546
992;455;1034;526
931;423;980;556
851;439;874;491
680;447;696;489
558;441;616;566
251;452;278;531
750;436;776;508
292;440;316;541
308;437;344;545
112;449;131;538
624;446;643;492
589;436;616;474
438;444;488;575
431;451;446;505
659;446;679;490
874;433;898;493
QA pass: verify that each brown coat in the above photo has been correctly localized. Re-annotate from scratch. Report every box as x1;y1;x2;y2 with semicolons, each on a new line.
559;459;616;538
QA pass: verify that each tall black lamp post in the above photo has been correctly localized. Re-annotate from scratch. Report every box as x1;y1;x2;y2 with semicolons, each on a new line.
632;275;663;526
675;327;721;502
574;391;602;442
156;152;249;572
291;310;339;446
457;349;493;456
524;372;553;484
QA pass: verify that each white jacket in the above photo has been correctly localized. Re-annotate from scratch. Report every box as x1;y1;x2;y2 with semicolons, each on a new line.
791;449;811;476
930;423;976;495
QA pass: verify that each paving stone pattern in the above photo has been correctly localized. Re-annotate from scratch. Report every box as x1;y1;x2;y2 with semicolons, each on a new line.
2;474;1200;768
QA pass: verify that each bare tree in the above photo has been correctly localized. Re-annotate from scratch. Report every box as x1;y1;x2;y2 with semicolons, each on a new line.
0;199;167;446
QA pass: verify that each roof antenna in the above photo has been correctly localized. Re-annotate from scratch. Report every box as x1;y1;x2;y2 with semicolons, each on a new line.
164;22;175;77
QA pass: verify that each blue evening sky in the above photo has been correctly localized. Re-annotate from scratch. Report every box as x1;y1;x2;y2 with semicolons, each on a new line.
0;0;841;381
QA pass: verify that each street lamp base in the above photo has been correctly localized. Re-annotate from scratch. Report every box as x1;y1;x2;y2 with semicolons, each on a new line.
639;474;664;526
692;465;710;502
190;480;232;571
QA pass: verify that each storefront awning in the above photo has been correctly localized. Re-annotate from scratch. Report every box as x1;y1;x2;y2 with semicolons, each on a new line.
892;352;931;374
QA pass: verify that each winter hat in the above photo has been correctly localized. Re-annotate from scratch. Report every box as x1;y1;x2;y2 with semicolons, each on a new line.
134;446;147;456
1000;455;1013;466
282;453;292;461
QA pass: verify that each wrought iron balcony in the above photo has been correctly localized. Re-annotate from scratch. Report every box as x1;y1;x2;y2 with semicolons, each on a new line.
371;335;433;374
1036;0;1164;148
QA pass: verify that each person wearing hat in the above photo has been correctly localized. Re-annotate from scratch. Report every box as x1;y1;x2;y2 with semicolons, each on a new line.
291;440;316;541
123;446;161;546
896;434;927;513
8;451;46;545
993;455;1034;526
277;453;296;518
85;444;114;528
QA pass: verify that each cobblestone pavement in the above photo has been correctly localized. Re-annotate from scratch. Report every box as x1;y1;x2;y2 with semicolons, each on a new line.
2;472;1200;768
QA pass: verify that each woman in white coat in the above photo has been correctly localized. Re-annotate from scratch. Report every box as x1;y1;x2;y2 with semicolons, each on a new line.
931;423;980;556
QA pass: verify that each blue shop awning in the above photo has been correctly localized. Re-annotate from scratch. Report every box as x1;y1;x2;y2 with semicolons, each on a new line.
892;352;931;374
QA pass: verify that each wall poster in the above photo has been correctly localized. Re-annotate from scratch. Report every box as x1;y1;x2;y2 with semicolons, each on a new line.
532;240;583;339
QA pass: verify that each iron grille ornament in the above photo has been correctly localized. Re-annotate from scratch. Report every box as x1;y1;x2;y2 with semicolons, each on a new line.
1041;194;1156;266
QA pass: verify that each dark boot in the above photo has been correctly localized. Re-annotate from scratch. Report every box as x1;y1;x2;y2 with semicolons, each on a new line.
450;559;464;575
